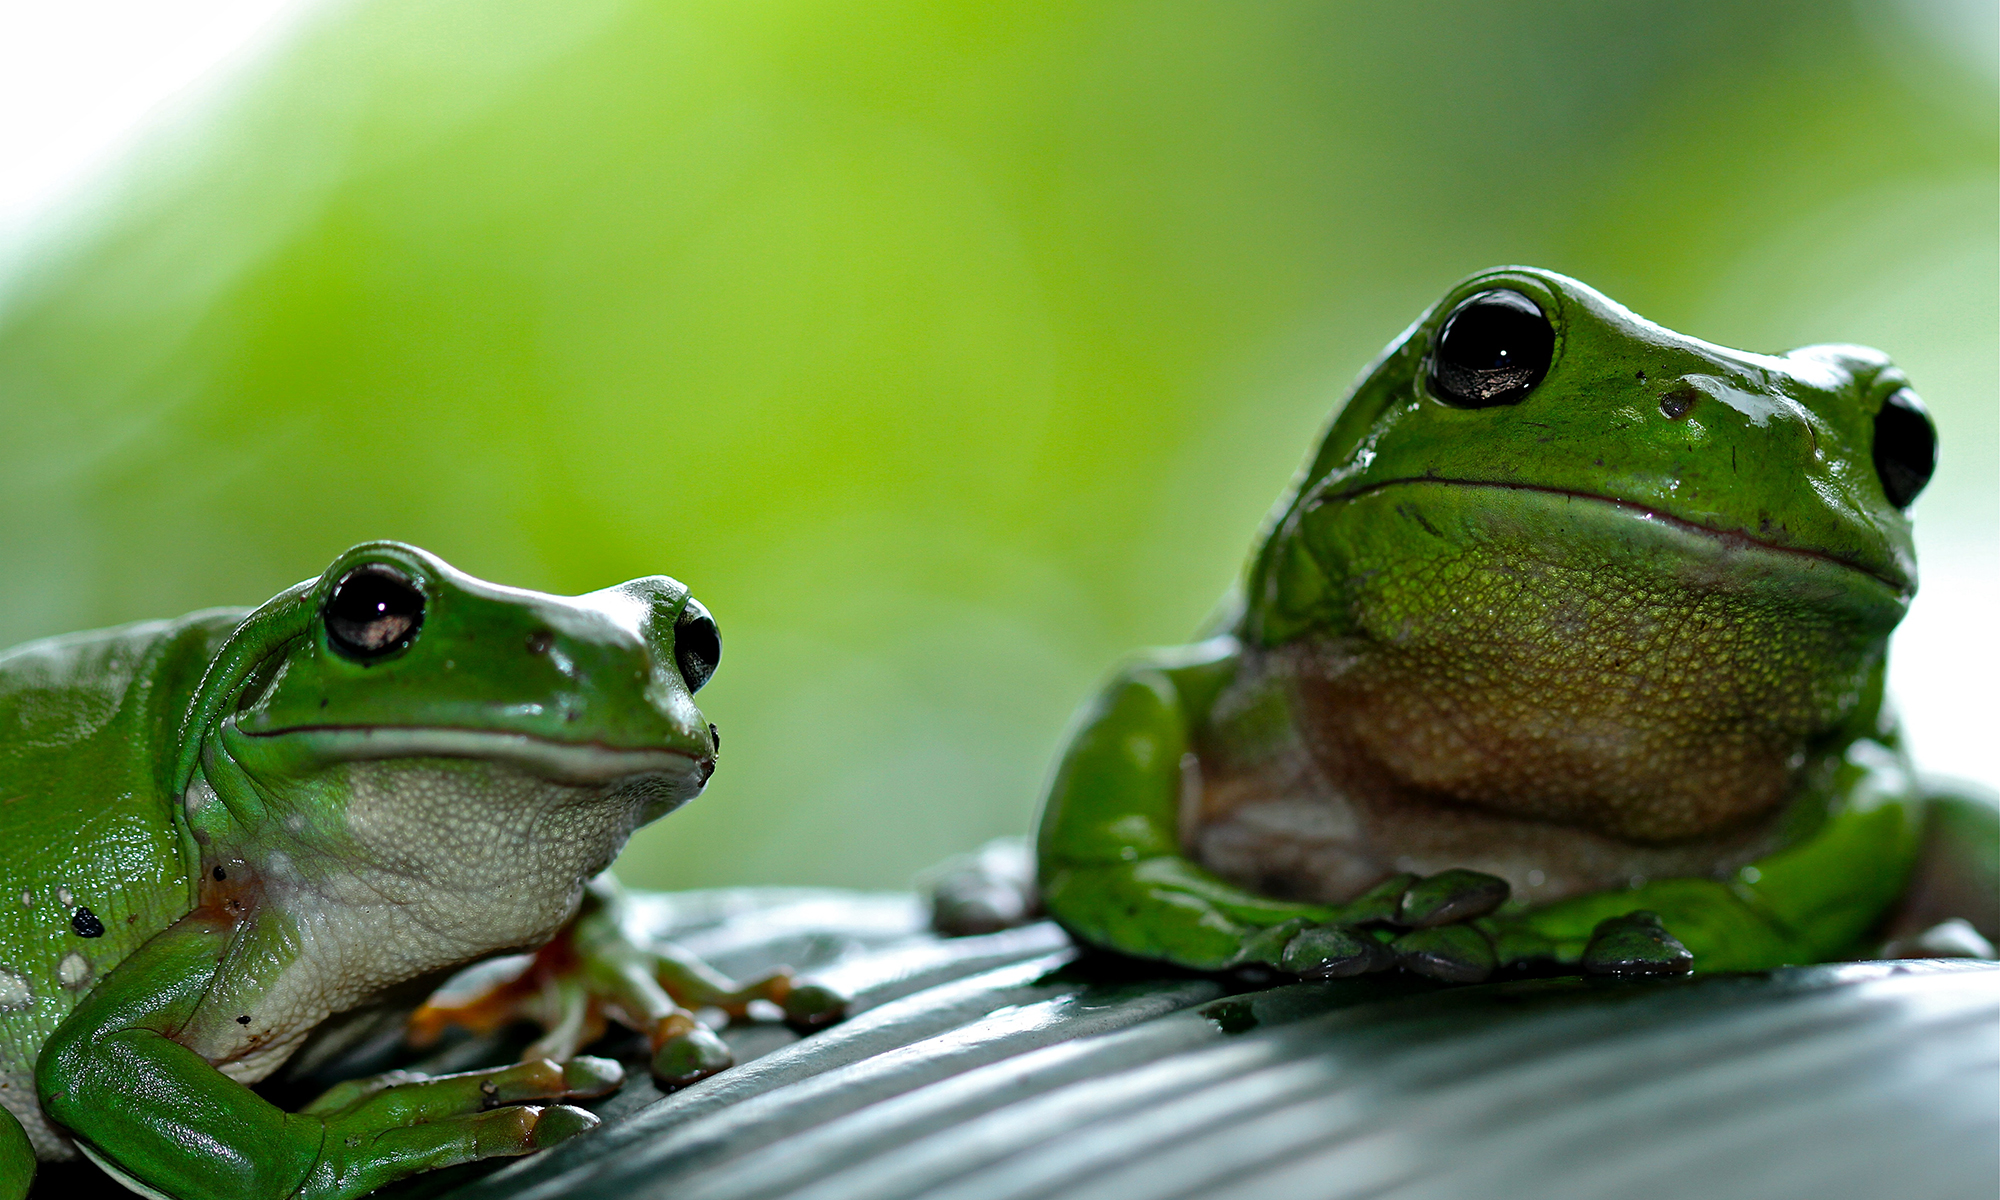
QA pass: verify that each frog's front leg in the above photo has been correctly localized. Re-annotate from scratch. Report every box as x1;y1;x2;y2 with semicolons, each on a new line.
1037;664;1332;971
39;910;612;1200
1036;662;1510;980
409;876;846;1089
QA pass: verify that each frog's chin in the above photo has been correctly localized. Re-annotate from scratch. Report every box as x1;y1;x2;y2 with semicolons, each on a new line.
226;723;711;788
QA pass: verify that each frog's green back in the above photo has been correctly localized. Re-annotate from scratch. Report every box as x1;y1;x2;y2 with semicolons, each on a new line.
0;611;240;1155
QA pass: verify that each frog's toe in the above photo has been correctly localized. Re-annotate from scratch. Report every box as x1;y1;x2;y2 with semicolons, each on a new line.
1280;924;1394;978
780;982;849;1032
1392;924;1497;983
527;1104;601;1149
1398;869;1511;928
558;1054;625;1097
649;1014;735;1089
1581;910;1694;977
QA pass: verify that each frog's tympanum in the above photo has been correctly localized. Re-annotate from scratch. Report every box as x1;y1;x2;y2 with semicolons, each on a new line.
0;543;838;1200
1026;267;1996;985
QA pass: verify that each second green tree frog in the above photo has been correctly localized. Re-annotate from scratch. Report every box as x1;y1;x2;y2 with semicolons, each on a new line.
1021;267;1995;983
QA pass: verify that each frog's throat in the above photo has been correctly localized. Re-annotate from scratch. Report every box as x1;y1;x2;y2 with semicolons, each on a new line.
227;723;710;787
1313;477;1911;595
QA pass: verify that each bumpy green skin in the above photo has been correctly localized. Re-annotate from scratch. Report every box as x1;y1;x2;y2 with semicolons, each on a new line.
0;542;720;1199
1038;267;1949;977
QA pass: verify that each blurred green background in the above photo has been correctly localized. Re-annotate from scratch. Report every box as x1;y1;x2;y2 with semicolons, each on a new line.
0;1;1991;892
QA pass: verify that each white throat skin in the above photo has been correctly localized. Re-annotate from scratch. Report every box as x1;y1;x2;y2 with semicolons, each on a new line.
181;757;673;1082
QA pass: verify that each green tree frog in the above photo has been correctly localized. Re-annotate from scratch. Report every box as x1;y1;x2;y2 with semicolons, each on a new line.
1024;267;1996;985
0;542;836;1200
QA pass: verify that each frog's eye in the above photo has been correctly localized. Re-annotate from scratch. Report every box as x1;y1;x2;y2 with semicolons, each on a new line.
1872;388;1936;510
1428;289;1555;408
325;565;425;661
674;598;721;694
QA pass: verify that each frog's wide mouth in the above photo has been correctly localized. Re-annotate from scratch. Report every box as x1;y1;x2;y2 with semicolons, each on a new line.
228;723;712;786
1314;477;1912;595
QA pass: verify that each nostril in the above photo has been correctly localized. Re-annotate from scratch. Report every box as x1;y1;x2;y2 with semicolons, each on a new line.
525;630;555;655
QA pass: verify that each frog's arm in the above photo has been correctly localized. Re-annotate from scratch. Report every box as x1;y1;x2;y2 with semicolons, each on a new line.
1035;643;1344;971
1490;741;1927;972
38;907;610;1200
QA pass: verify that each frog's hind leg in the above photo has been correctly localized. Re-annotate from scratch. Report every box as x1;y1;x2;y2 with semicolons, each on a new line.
0;1105;32;1200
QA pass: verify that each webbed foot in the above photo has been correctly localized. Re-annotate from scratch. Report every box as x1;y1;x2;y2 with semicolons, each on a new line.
1262;868;1512;984
410;884;848;1091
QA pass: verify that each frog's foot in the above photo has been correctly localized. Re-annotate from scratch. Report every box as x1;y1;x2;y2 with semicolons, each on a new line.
1581;910;1694;977
298;1057;618;1195
928;836;1041;936
1267;868;1512;984
410;919;847;1091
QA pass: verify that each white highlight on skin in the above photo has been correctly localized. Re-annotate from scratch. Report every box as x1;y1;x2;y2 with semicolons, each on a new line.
0;968;30;1010
54;887;71;907
56;953;90;990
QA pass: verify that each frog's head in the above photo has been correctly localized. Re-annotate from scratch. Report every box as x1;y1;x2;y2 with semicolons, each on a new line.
1245;268;1936;843
177;542;720;949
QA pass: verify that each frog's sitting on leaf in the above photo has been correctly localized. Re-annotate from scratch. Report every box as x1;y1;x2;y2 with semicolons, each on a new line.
938;266;1997;985
0;542;840;1200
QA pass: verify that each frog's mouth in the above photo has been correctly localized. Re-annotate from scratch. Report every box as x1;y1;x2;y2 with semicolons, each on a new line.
1315;477;1912;595
227;722;713;788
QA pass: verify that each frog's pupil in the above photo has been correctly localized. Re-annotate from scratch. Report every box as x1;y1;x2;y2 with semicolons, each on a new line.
1428;289;1554;409
674;599;721;694
1872;388;1936;510
325;565;425;661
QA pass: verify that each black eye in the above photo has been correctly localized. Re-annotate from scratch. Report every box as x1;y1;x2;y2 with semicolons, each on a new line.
325;565;425;661
674;598;720;693
1873;389;1936;510
1428;289;1556;408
